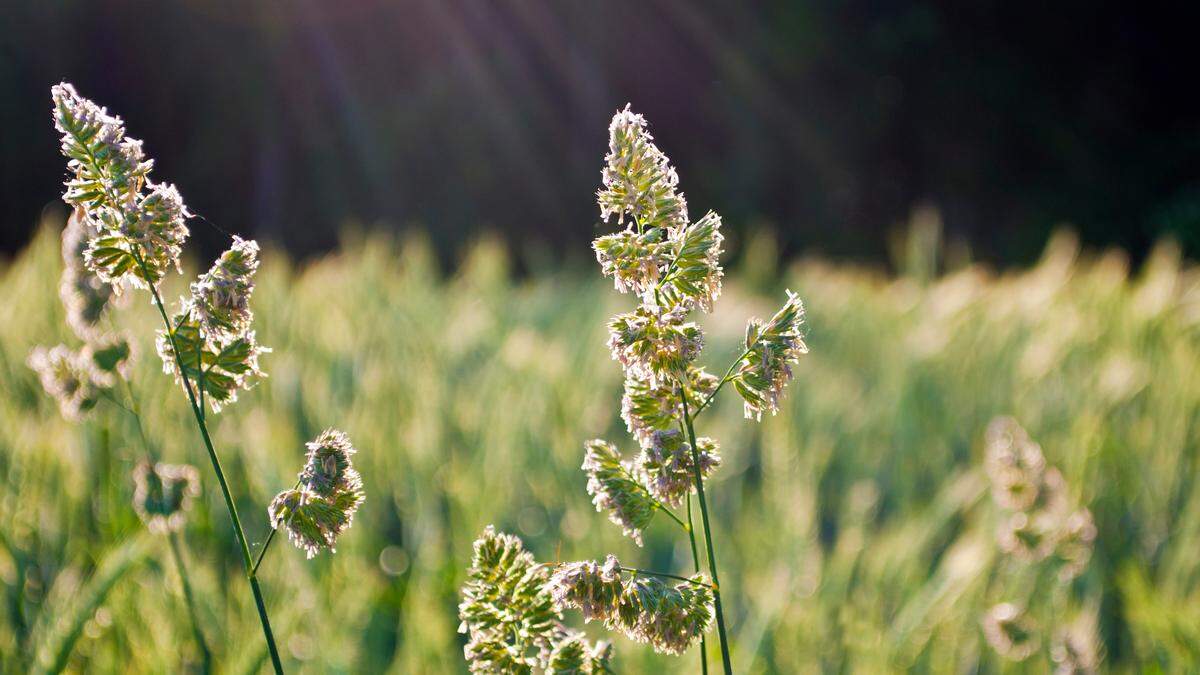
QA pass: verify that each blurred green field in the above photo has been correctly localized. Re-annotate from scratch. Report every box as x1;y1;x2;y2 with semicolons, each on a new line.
2;218;1200;673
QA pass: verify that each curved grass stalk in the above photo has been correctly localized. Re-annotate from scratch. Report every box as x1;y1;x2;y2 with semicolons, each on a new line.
135;250;284;674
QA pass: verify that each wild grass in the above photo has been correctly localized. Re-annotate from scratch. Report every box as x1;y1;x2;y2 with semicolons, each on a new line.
1;219;1199;673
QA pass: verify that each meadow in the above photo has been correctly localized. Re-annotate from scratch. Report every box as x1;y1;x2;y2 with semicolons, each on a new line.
2;216;1199;673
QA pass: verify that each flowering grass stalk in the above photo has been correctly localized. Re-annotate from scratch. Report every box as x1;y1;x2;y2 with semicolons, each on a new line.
42;83;364;673
460;105;809;673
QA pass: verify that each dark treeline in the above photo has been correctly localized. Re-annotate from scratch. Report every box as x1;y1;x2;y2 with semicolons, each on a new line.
3;0;1198;267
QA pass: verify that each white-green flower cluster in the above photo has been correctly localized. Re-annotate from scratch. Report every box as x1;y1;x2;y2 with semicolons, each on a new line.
621;366;717;446
731;290;809;420
582;439;659;546
52;83;188;291
548;555;714;656
132;461;200;533
156;237;269;413
638;430;721;508
268;429;366;559
458;527;613;674
27;337;132;421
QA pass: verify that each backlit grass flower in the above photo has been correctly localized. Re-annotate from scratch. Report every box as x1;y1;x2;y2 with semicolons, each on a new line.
638;430;721;508
268;429;365;559
621;366;717;447
615;574;714;656
458;527;613;674
593;229;667;295
156;317;269;412
156;237;269;412
549;556;714;657
546;555;624;623
731;290;809;420
607;306;703;388
982;602;1040;661
132;461;200;534
52;83;153;208
658;210;724;313
582;440;659;546
597;105;688;233
189;236;260;338
52;83;190;291
545;630;613;674
27;345;108;421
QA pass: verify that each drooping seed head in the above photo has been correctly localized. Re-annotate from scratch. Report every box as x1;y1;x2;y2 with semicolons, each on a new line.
189;236;260;339
731;290;808;420
582;440;658;546
268;429;365;558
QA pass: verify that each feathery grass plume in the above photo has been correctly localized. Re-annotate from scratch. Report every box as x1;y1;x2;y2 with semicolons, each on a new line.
545;630;613;674
731;290;809;420
548;556;714;657
188;236;260;338
155;236;270;412
582;440;659;546
658;210;724;313
637;430;721;508
597;104;688;233
615;574;714;656
546;555;624;623
982;603;1040;661
60;208;122;340
53;83;190;291
607;306;703;389
621;366;717;447
50;82;286;673
132;461;200;534
458;527;612;674
593;229;667;295
27;345;109;421
268;429;365;559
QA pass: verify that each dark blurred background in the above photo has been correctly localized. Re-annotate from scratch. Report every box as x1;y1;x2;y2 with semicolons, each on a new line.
3;0;1198;267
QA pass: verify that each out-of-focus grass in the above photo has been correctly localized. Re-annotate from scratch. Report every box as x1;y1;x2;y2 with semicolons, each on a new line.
2;217;1199;673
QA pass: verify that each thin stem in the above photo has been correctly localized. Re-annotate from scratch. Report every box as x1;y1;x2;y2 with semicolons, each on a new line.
688;496;709;675
680;388;733;675
134;251;284;674
254;479;302;577
693;347;753;419
618;566;712;587
252;527;277;578
169;531;213;674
